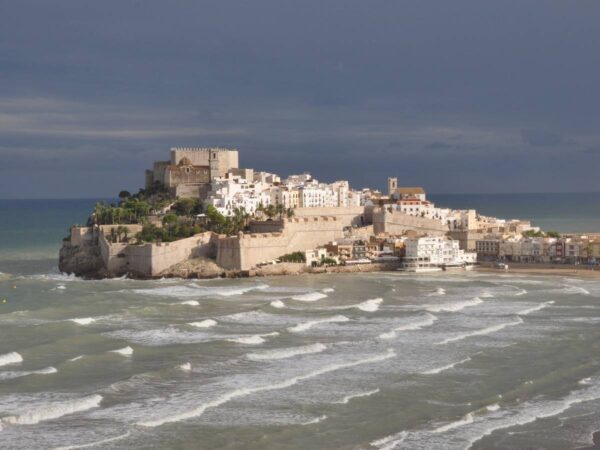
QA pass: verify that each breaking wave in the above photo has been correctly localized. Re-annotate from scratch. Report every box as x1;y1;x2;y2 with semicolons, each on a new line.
428;288;446;296
423;297;483;313
421;357;471;375
562;285;591;295
179;300;199;306
378;313;438;340
132;283;269;299
246;343;327;361
371;431;408;450
270;300;286;309
54;431;131;450
287;315;350;333
433;412;474;433
291;292;328;302
322;288;335;293
1;394;102;426
0;352;23;367
109;346;133;356
333;388;380;404
301;414;327;425
69;317;96;325
518;301;554;316
187;319;217;328
356;298;383;312
227;332;279;345
438;317;524;344
178;362;192;372
137;349;395;427
0;366;57;381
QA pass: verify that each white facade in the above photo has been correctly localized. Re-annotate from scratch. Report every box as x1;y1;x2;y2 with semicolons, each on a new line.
205;175;271;216
404;236;476;267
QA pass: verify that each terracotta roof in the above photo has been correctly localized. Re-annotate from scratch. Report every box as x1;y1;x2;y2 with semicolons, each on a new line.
394;187;425;195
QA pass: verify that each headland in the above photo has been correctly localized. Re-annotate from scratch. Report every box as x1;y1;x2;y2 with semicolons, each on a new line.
59;146;600;279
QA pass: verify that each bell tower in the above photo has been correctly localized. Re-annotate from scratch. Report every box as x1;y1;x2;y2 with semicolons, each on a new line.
387;177;397;196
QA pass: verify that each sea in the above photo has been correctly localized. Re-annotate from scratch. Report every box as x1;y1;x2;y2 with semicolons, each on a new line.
0;193;599;449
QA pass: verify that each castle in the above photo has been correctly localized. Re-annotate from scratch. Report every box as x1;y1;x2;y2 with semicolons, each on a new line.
145;147;239;198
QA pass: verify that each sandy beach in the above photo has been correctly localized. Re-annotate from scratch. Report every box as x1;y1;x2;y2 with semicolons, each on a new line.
477;262;600;279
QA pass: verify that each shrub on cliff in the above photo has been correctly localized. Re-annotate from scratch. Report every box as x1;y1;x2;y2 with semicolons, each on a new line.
278;252;306;263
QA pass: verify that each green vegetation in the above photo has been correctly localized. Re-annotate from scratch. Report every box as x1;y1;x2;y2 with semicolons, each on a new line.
522;229;561;238
278;251;306;263
172;198;202;216
93;199;151;225
320;257;338;266
257;204;295;220
203;205;250;235
134;222;203;243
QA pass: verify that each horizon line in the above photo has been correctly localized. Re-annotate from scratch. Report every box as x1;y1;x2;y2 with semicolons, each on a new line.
1;191;599;201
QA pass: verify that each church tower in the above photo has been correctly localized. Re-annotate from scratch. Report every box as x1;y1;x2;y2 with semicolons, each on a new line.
387;177;397;196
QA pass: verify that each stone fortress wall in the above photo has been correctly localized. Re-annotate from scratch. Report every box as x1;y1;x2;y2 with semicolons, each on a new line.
372;207;449;235
64;205;458;278
217;216;345;270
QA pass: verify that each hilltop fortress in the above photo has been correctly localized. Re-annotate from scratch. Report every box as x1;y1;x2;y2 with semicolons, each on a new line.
60;147;536;279
145;147;239;198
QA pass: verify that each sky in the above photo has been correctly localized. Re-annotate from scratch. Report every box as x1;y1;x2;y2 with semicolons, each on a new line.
1;0;599;198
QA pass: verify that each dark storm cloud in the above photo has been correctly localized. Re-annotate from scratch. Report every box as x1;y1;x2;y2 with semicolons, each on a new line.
1;0;599;197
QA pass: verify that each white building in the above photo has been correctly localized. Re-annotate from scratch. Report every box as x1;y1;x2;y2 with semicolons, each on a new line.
205;175;271;216
402;236;476;271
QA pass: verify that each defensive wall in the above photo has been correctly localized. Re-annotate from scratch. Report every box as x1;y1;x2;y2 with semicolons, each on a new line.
217;216;345;270
372;208;449;236
98;229;218;277
292;206;367;228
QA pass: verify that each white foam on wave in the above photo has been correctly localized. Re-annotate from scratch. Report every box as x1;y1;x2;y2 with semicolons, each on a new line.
371;431;408;450
0;351;23;367
423;297;483;313
428;288;446;297
433;412;474;433
291;292;328;302
247;343;327;361
518;300;554;316
562;285;590;295
0;366;57;381
301;414;327;425
322;288;335;293
137;349;395;427
110;346;133;356
133;283;269;299
438;317;524;345
227;332;279;345
56;284;67;290
320;298;383;312
373;380;600;448
356;298;383;312
1;394;102;426
178;362;192;372
68;355;84;362
270;300;286;309
579;377;592;385
421;357;471;375
288;315;349;333
480;291;494;298
179;300;200;306
54;432;132;450
69;317;96;325
378;313;438;340
334;388;380;404
187;319;217;328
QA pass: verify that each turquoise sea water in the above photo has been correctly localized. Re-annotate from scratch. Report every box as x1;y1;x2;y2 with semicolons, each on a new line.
1;195;600;449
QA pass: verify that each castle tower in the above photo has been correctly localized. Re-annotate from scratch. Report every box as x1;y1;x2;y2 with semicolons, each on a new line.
387;177;397;196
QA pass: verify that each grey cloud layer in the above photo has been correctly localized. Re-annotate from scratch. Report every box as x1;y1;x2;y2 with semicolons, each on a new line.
1;0;599;197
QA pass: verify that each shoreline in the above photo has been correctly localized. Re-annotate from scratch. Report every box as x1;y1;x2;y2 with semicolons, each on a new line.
477;262;600;279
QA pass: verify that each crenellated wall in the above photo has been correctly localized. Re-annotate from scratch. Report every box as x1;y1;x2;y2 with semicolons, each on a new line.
217;216;345;270
372;208;448;236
